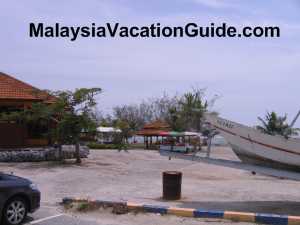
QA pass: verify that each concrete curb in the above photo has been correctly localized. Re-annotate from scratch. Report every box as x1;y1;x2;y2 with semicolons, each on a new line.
62;198;300;225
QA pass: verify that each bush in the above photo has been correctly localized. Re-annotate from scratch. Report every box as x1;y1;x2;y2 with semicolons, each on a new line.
87;142;130;150
77;202;90;212
87;142;117;149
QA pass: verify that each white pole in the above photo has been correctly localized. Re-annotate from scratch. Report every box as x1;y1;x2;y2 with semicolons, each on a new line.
290;110;300;128
206;137;212;158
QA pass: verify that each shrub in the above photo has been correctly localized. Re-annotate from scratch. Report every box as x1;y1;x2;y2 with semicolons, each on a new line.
87;142;121;149
77;202;90;212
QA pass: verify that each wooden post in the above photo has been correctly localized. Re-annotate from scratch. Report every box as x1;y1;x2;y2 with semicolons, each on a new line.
146;136;149;149
75;143;81;164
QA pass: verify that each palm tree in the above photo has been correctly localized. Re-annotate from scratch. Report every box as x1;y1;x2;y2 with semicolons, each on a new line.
180;90;208;131
166;106;184;132
256;111;299;138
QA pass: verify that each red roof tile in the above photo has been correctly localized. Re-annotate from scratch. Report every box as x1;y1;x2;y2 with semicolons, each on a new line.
136;120;171;136
143;120;170;129
0;72;56;103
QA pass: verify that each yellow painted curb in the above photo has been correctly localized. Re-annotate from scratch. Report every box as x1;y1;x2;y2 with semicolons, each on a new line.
168;207;195;217
288;216;300;225
224;211;255;223
64;198;300;225
127;202;144;210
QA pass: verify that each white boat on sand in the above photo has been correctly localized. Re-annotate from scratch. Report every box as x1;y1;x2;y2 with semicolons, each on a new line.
205;113;300;172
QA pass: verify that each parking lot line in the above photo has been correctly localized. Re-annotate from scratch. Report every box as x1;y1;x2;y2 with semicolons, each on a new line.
28;214;65;224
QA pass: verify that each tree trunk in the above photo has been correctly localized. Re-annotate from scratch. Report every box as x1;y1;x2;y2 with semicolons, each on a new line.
75;143;81;164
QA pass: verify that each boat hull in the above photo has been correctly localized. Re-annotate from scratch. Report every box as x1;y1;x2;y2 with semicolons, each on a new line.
205;114;300;172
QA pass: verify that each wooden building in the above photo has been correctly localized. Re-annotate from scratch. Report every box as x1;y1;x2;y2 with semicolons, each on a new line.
0;72;56;148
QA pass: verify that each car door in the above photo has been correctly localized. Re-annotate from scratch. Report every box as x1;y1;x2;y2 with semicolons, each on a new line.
0;173;13;219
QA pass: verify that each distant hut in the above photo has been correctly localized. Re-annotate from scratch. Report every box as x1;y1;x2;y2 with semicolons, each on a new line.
96;126;121;144
136;120;171;149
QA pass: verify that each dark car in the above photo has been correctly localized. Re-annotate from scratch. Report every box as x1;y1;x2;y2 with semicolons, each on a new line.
0;173;40;225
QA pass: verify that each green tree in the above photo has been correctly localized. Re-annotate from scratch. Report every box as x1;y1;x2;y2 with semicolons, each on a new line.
179;88;208;131
110;120;130;151
50;88;102;163
93;88;216;137
166;106;184;131
257;111;299;138
115;120;131;141
113;105;144;134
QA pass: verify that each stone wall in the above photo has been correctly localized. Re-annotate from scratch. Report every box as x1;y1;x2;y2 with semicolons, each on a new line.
0;145;89;162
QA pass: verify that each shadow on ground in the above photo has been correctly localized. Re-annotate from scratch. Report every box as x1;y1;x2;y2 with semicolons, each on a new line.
177;201;300;216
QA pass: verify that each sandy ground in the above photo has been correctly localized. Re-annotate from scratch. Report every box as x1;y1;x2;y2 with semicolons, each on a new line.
1;147;300;224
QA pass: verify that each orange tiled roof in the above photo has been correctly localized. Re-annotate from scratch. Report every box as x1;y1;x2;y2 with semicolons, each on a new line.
136;129;170;136
143;120;170;129
136;120;171;136
0;72;56;103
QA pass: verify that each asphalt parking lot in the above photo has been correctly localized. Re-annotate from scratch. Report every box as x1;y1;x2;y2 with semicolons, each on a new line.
25;205;100;225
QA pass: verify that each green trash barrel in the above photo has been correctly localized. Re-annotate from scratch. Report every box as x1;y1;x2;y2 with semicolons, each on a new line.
162;171;182;200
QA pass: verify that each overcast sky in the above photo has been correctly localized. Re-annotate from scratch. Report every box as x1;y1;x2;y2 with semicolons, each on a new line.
1;0;300;126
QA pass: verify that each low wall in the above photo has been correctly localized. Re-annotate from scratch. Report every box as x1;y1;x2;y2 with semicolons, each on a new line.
0;145;89;162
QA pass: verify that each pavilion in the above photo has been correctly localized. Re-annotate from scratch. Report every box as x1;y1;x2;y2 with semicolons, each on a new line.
137;120;201;150
136;120;171;149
